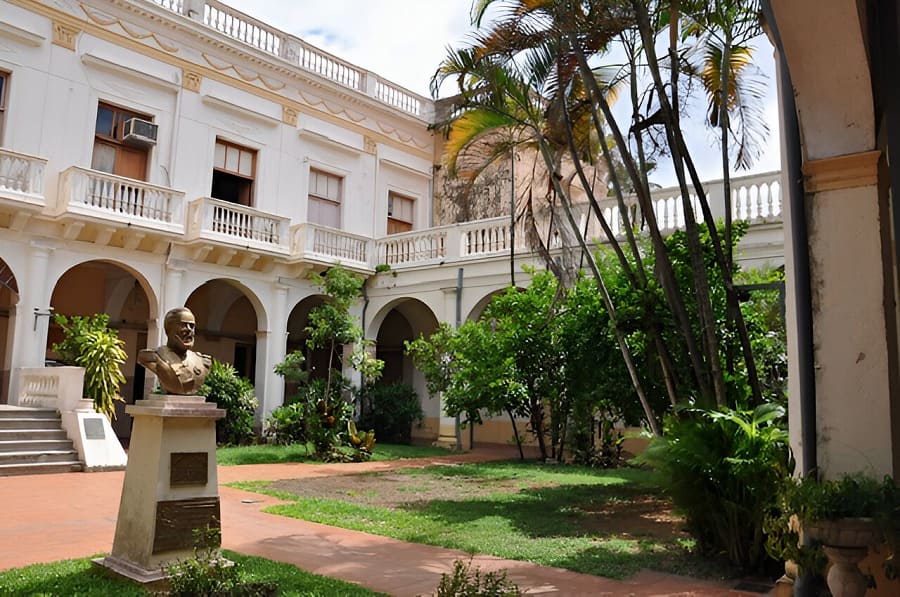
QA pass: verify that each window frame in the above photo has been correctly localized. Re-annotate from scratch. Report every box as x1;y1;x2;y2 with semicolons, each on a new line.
387;190;415;234
0;71;8;143
211;137;258;206
307;167;344;229
92;101;153;181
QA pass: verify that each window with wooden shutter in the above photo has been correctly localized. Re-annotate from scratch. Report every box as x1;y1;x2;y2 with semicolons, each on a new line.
308;169;342;228
387;192;414;234
211;139;256;206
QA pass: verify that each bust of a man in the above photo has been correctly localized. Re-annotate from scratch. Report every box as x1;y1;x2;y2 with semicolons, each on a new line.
138;307;212;395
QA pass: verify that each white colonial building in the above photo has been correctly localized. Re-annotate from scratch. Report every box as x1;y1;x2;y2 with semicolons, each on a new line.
0;0;783;465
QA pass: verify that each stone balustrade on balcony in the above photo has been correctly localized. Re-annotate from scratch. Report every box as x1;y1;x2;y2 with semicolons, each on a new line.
186;197;291;255
0;148;47;209
55;166;185;235
290;223;371;270
147;0;431;120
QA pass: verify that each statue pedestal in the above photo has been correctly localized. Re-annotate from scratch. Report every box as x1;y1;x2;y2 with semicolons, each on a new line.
95;395;225;584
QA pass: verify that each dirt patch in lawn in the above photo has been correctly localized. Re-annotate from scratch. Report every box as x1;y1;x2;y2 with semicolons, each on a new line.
268;468;688;541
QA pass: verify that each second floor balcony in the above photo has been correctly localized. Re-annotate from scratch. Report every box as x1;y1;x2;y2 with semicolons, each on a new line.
54;166;185;236
1;153;783;273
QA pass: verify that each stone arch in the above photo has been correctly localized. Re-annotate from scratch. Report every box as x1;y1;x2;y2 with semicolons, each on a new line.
282;294;334;399
184;278;266;384
368;297;440;443
466;287;523;321
47;259;157;438
0;257;19;404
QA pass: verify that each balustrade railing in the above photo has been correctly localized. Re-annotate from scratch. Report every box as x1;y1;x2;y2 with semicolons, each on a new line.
148;0;429;118
596;171;782;239
187;197;290;253
0;148;47;206
291;223;370;267
15;367;85;412
375;216;527;267
56;167;184;233
377;229;447;266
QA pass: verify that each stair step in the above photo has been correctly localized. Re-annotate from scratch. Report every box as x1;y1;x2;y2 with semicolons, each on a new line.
0;418;65;430
0;450;81;465
0;407;60;419
0;429;68;441
0;461;83;476
0;439;75;452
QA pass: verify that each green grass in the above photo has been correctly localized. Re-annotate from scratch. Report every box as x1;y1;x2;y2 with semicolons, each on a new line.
216;442;456;466
232;462;734;581
0;551;386;596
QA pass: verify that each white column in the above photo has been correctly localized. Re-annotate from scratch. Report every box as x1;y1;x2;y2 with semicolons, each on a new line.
258;284;288;420
435;286;460;447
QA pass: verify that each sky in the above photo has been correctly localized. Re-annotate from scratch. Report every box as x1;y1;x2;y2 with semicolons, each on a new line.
224;0;782;187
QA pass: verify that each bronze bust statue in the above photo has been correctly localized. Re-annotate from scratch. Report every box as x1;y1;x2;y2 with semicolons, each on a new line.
138;307;212;395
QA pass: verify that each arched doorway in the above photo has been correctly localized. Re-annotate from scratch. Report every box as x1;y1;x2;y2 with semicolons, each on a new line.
283;294;338;401
370;298;439;443
185;279;260;383
48;260;154;439
0;258;18;404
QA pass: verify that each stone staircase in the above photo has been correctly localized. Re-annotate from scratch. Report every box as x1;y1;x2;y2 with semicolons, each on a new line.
0;406;82;475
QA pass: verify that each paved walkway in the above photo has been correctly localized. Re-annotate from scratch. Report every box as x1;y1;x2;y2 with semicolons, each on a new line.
0;447;767;596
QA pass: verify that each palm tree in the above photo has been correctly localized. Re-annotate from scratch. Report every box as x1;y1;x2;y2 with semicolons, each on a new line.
431;8;663;434
681;0;768;401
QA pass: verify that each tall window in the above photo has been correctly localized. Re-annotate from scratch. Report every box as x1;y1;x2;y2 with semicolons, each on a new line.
0;72;8;143
308;169;342;228
211;139;256;206
91;102;151;181
387;192;414;234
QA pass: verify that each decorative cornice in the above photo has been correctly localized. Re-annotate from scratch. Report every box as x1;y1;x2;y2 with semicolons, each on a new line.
802;150;881;193
52;20;80;51
364;136;377;154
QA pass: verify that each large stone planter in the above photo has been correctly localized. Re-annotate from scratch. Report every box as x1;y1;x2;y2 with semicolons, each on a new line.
805;518;883;597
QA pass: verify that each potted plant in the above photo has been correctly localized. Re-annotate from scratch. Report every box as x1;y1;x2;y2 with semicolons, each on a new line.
52;313;127;420
781;472;899;597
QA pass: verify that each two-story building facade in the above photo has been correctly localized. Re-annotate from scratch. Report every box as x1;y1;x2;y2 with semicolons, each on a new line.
0;0;784;449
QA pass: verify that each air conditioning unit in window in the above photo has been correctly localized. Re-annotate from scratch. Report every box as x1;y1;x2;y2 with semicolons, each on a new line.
123;117;158;147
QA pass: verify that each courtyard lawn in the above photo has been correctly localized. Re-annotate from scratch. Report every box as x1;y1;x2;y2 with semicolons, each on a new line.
230;462;737;581
0;551;386;596
216;442;456;466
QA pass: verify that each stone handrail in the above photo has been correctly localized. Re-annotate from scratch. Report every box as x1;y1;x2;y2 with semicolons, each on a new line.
0;147;47;207
55;166;185;233
187;197;291;254
149;0;429;119
15;366;85;412
597;171;782;238
291;223;371;268
375;216;527;266
376;228;448;266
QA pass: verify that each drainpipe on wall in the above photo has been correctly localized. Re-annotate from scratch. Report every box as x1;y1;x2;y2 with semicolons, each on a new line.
762;2;818;594
455;267;463;451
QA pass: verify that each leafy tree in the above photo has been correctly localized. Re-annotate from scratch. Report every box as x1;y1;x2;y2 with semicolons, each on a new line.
270;265;383;459
52;313;126;420
433;0;772;417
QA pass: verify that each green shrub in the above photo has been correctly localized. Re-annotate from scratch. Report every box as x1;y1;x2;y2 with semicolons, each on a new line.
356;382;423;444
265;402;306;446
637;403;791;573
265;379;352;459
52;313;127;420
436;559;521;597
199;360;258;445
